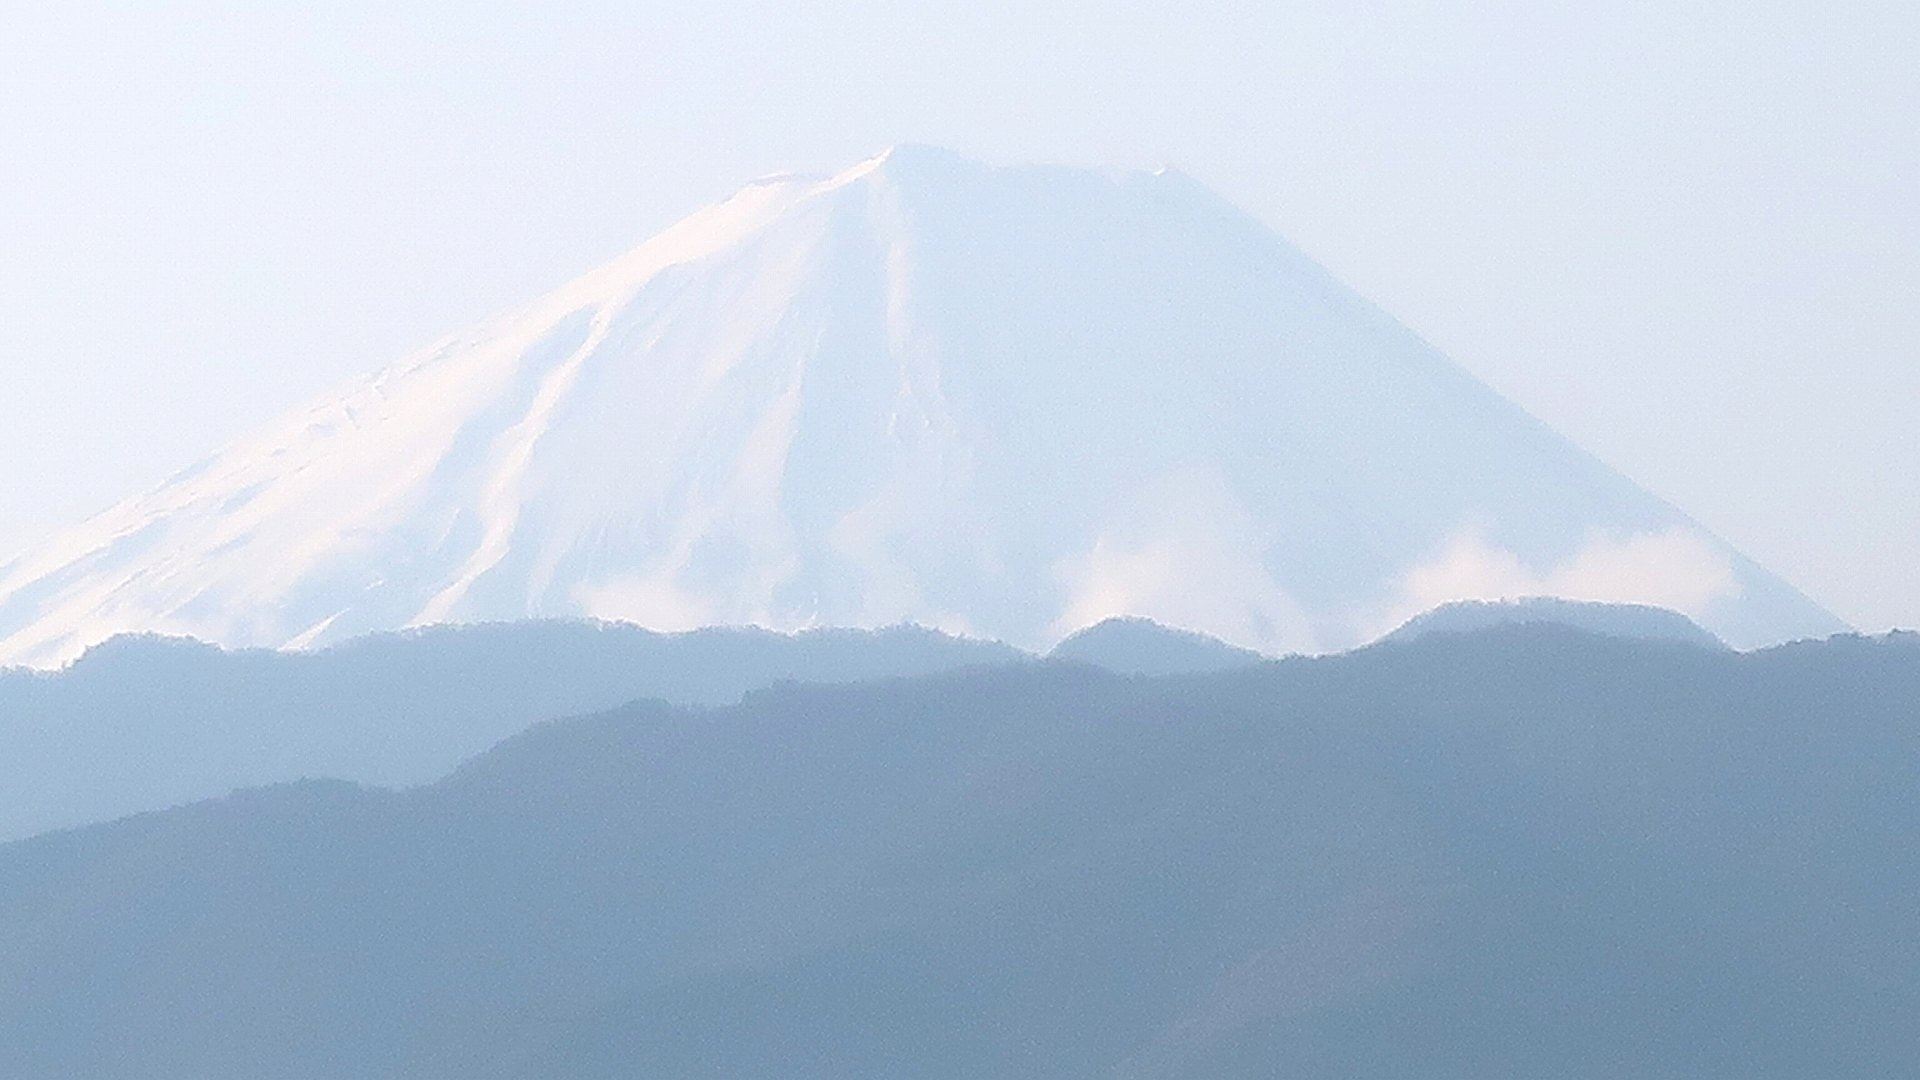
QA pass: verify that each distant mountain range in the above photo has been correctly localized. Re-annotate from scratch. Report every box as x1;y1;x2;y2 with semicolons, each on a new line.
0;141;1891;1079
2;624;1914;1077
0;146;1842;667
0;621;1018;842
0;604;1748;842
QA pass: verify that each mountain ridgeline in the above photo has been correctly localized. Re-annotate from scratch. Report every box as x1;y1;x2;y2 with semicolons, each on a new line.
0;142;1893;1080
0;616;1274;842
1;624;1915;1077
0;605;1785;842
0;621;1021;841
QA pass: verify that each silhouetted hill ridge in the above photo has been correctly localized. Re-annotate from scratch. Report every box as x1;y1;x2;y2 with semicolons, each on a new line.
1381;597;1728;650
2;625;1915;1077
0;620;1026;841
1048;617;1269;675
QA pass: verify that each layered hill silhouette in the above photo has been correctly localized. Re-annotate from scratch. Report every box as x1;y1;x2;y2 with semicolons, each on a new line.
0;621;1020;841
0;625;1914;1077
0;146;1842;667
0;602;1760;841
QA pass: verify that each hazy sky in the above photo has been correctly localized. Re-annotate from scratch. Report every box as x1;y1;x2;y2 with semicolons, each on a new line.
2;1;1914;631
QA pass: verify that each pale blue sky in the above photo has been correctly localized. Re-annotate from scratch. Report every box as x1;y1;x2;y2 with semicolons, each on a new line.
1;0;1914;630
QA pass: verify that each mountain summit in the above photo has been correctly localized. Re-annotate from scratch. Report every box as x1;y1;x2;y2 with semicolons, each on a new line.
0;146;1842;665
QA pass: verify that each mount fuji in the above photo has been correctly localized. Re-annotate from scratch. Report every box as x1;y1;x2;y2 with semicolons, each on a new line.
0;146;1842;667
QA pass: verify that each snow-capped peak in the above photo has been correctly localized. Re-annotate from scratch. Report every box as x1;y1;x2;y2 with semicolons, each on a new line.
0;147;1844;667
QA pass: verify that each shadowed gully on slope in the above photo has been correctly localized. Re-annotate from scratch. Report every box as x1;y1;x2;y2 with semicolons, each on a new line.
1;626;1914;1078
